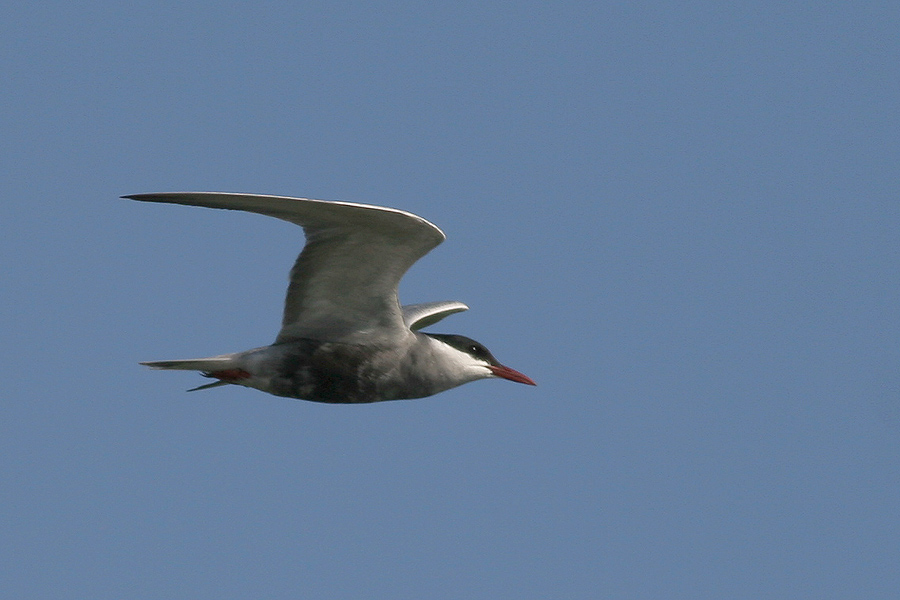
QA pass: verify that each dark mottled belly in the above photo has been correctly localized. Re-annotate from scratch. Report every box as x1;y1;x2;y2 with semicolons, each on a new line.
269;339;384;403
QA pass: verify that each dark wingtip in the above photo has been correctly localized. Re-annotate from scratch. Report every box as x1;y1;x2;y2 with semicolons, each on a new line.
122;193;177;202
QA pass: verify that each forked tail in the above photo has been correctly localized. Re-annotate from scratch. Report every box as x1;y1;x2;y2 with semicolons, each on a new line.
140;356;243;392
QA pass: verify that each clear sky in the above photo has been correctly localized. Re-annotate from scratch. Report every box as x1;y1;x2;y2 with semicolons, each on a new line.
2;2;898;598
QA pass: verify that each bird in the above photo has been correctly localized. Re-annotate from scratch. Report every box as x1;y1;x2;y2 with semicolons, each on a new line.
126;192;536;403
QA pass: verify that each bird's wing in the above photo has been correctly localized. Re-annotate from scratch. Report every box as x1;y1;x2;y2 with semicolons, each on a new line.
401;301;469;331
125;192;446;343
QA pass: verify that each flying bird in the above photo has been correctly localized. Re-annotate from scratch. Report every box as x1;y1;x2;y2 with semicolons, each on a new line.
126;192;535;403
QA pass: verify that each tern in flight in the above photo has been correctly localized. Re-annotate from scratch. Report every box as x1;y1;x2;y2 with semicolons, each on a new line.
127;192;535;403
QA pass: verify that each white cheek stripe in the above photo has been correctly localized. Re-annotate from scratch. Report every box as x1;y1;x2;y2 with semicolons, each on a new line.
433;341;493;382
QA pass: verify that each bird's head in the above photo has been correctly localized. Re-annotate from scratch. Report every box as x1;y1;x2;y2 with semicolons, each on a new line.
426;333;536;386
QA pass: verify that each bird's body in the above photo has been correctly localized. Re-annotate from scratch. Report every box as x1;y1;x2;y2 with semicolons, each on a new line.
127;192;535;403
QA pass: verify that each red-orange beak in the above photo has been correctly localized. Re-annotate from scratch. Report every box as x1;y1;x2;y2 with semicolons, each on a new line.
488;364;537;386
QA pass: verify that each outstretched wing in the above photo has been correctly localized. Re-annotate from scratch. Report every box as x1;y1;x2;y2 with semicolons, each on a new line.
125;192;446;343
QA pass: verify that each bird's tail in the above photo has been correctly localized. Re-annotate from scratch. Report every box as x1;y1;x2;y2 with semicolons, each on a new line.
140;355;242;392
140;356;236;371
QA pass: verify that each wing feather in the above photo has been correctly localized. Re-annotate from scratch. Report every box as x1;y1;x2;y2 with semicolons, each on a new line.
125;192;445;342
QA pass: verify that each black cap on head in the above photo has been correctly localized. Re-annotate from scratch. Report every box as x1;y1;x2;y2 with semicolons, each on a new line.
426;333;500;365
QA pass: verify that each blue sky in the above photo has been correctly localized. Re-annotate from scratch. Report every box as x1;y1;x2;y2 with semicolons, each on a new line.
2;2;898;598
